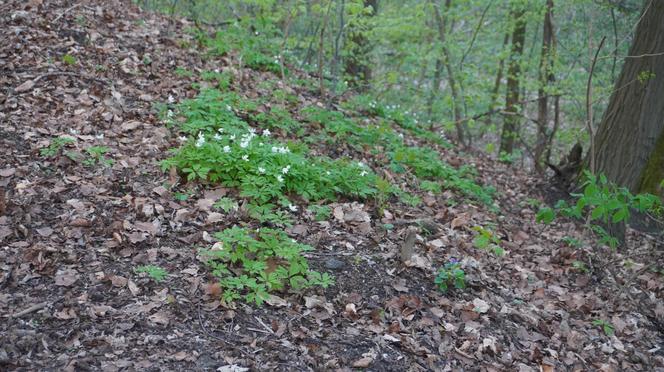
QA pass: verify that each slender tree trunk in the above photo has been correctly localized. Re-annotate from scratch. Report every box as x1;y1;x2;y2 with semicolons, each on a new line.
593;1;664;196
427;58;443;126
481;31;510;140
344;0;377;92
499;5;527;155
534;0;555;172
432;0;466;146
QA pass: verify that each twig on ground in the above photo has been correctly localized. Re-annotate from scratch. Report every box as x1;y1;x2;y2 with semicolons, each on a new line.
9;301;48;318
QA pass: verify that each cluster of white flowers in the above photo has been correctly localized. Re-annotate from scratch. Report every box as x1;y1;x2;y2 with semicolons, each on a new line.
262;129;271;137
271;146;290;154
223;145;231;153
276;175;284;183
195;132;206;148
258;167;266;174
281;165;290;174
239;129;257;149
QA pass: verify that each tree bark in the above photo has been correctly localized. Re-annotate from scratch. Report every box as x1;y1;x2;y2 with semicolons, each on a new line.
499;5;527;155
593;0;664;196
344;0;377;92
534;0;555;173
432;0;466;147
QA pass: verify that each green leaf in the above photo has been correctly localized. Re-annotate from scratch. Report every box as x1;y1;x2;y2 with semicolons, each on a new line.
536;207;555;224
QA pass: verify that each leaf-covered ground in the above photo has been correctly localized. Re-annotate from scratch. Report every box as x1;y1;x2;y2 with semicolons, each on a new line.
1;1;663;371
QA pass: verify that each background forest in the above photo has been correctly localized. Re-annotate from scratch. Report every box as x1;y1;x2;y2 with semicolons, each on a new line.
141;0;641;169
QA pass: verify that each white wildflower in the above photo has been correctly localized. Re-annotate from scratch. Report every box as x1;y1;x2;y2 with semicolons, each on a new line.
229;134;236;141
95;133;104;140
258;167;266;174
218;127;224;133
226;105;232;111
166;109;174;118
168;95;175;104
288;204;298;212
240;140;249;148
281;165;290;174
195;132;205;148
276;175;284;182
178;136;188;142
242;155;249;161
223;145;231;153
360;170;368;177
213;134;222;141
262;129;271;137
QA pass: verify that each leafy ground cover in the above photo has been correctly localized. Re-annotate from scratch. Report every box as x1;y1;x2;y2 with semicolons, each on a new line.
0;1;662;371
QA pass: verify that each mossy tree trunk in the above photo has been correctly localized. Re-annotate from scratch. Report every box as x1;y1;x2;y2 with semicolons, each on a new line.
344;0;377;92
499;5;527;155
593;0;664;197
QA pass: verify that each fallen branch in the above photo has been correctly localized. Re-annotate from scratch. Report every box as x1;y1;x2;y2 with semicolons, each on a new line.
13;71;109;94
9;301;48;318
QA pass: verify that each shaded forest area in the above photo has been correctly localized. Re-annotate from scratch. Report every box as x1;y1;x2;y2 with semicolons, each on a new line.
0;0;663;371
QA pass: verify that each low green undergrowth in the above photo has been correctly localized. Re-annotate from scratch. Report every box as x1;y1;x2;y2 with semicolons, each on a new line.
203;227;334;305
537;171;662;250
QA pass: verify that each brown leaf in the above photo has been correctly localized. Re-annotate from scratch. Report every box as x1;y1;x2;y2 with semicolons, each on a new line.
352;357;373;368
450;213;470;229
0;168;16;177
14;79;36;93
54;269;79;286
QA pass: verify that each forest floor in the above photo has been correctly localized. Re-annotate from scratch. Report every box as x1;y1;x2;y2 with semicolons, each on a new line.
1;1;663;371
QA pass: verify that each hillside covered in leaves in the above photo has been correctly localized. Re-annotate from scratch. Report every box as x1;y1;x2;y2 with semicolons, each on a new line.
0;1;662;371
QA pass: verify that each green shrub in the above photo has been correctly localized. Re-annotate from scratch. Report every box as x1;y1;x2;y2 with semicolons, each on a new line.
203;227;333;305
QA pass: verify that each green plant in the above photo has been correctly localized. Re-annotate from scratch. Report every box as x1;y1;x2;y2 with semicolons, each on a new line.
592;319;615;336
472;226;505;256
246;203;294;227
175;67;194;77
62;54;76;66
135;265;168;283
308;205;331;221
420;180;442;194
83;146;113;167
174;190;193;201
40;137;75;158
162;90;378;205
214;197;239;213
435;258;465;292
537;171;662;249
200;70;232;90
399;192;422;207
572;260;589;273
204;227;334;305
562;236;583;248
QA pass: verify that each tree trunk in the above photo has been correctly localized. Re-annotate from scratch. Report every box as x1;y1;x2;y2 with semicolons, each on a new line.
344;0;377;92
432;0;466;147
534;0;555;173
593;0;664;197
499;6;527;155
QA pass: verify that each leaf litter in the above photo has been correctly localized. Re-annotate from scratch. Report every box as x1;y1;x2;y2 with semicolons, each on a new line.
0;0;662;371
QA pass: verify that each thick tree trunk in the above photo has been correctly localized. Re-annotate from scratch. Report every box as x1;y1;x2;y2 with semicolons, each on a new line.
499;6;526;155
593;0;664;196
